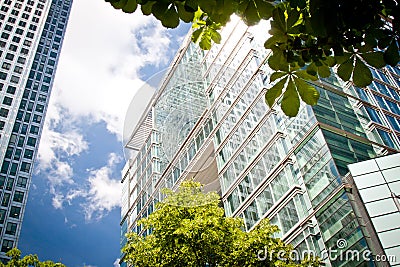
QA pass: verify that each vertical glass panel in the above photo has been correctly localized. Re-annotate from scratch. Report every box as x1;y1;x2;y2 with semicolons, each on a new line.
377;129;397;149
255;186;274;216
279;199;299;234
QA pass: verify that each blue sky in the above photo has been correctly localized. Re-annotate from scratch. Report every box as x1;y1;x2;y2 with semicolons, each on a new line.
17;0;190;266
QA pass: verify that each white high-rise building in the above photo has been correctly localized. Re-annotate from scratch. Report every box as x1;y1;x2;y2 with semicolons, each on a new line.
0;0;72;261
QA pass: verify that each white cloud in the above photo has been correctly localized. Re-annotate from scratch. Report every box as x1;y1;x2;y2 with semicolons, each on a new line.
37;102;88;168
51;0;178;139
81;152;122;221
36;104;89;209
49;153;122;221
37;144;122;220
108;152;121;167
51;192;65;210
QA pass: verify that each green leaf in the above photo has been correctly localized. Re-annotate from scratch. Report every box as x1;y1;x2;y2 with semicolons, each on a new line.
286;8;300;29
334;52;351;64
281;79;300;117
264;34;287;49
199;31;212;50
361;51;386;68
287;24;302;34
191;28;203;43
111;0;128;9
353;57;373;87
289;0;306;9
337;59;354;81
210;28;221;44
317;65;331;78
256;0;274;20
384;40;400;66
184;0;198;12
271;6;286;33
192;18;206;28
151;1;168;20
303;16;314;35
295;69;318;81
122;0;137;13
306;63;317;76
294;77;320;105
192;7;204;25
238;0;274;23
378;35;392;49
239;0;260;26
323;56;336;67
358;45;373;54
177;3;195;22
309;0;327;37
141;1;155;15
265;77;287;107
270;71;287;82
268;48;288;71
163;6;180;28
197;0;217;15
364;32;378;48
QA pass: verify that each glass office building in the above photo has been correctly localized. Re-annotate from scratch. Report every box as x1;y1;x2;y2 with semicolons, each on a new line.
0;0;72;261
121;18;400;267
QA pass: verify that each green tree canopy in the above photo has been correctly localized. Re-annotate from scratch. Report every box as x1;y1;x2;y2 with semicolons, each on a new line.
0;248;65;267
122;181;319;266
105;0;399;117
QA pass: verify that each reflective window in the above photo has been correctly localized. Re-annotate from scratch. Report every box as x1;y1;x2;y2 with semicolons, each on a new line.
5;222;17;235
1;239;13;253
386;115;400;132
16;177;28;188
377;129;397;148
9;206;21;219
13;191;24;203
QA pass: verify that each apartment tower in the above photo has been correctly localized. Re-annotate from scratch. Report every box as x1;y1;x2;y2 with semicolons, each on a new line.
121;18;400;267
0;0;72;261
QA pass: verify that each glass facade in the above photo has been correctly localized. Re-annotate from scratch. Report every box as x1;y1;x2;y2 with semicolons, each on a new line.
0;0;72;261
121;18;400;267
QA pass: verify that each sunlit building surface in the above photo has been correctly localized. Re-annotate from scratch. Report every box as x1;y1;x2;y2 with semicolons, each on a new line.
121;18;400;267
0;0;72;261
348;153;400;266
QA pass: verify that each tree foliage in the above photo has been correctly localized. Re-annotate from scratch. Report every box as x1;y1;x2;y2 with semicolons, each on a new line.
122;181;320;266
0;248;65;267
105;0;399;117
